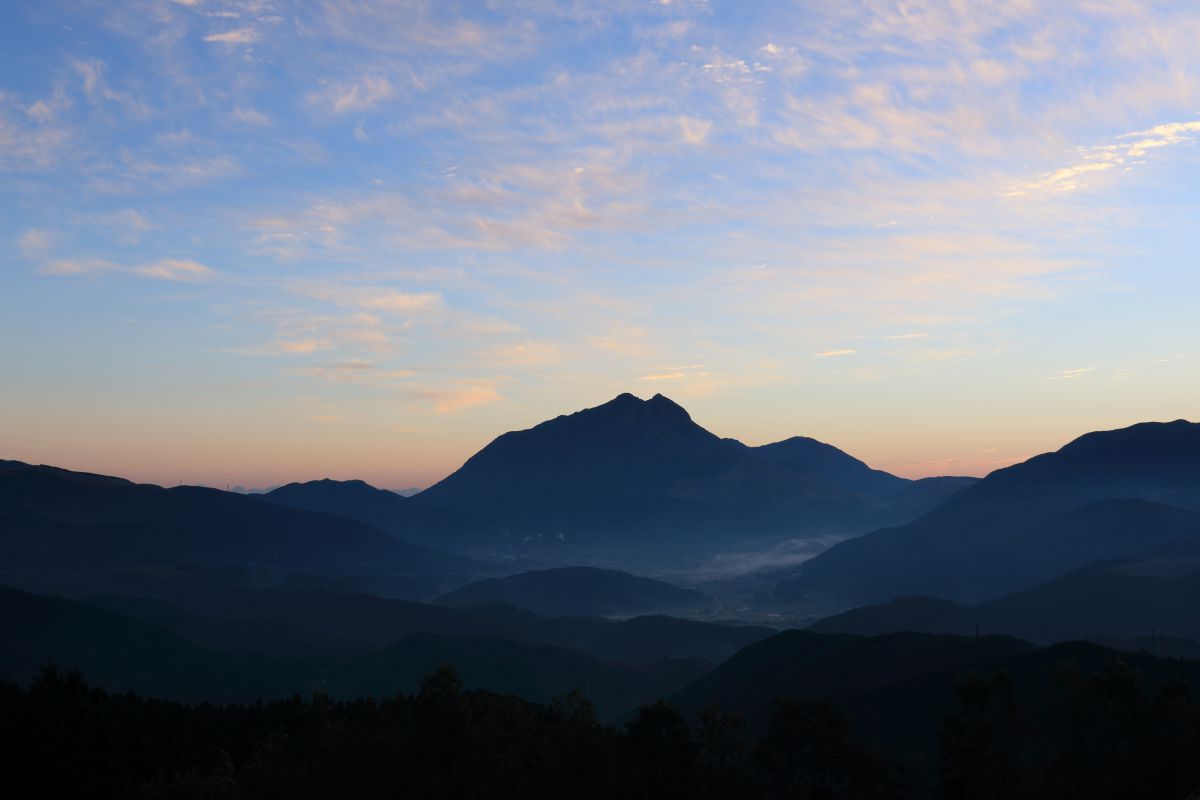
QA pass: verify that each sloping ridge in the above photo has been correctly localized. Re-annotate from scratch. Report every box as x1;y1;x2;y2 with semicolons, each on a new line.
779;420;1200;605
0;462;465;596
433;566;712;617
669;629;1034;728
395;393;971;550
417;393;744;511
0;585;306;701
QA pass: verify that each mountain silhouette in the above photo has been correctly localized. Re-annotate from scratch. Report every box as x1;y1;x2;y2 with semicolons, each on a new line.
265;478;408;521
40;566;773;665
752;436;911;496
265;393;974;558
0;584;715;720
811;541;1200;646
433;566;713;617
0;462;470;600
416;393;746;512
775;420;1200;606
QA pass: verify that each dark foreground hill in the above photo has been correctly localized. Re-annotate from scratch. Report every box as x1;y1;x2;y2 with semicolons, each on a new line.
433;566;713;617
7;633;1200;800
326;633;710;721
774;420;1200;607
669;629;1035;728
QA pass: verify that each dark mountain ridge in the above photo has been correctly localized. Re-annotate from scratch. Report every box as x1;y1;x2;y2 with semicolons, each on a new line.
433;566;713;617
261;393;974;560
775;420;1200;607
0;585;715;721
0;462;472;600
669;628;1035;729
812;543;1200;646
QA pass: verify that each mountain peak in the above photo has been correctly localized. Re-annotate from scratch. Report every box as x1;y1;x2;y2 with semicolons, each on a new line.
754;435;909;496
416;393;739;512
595;392;689;418
647;393;691;419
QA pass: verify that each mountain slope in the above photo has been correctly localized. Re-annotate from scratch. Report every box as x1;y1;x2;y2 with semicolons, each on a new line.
811;542;1200;646
753;436;910;496
416;393;746;515
433;566;712;617
0;585;717;720
775;421;1200;606
396;393;972;557
0;463;469;599
38;567;773;666
264;478;408;523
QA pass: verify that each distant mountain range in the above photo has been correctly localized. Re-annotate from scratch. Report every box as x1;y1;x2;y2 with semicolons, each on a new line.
0;582;769;721
810;543;1200;647
773;420;1200;607
7;400;1200;720
265;393;974;560
433;566;713;618
0;460;475;601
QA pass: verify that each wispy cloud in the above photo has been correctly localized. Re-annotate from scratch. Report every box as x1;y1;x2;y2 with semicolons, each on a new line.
131;259;215;281
309;76;396;114
277;339;327;355
361;291;442;313
72;58;148;118
7;0;1200;481
289;282;444;316
39;258;216;282
231;106;271;126
1010;120;1200;195
18;228;55;257
488;341;563;366
678;115;712;144
1046;367;1095;381
203;28;259;44
416;382;502;414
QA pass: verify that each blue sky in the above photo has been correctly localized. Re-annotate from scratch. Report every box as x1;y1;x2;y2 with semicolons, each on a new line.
3;0;1200;489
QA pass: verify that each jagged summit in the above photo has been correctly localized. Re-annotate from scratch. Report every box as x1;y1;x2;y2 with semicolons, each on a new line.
415;393;739;513
400;393;963;551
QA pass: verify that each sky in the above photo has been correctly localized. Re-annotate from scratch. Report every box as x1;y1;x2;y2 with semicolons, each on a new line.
2;0;1200;491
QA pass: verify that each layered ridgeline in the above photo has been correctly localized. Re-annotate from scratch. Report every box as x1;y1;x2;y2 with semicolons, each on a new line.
774;420;1200;608
266;393;973;558
433;567;713;617
668;629;1035;729
0;461;475;601
0;583;770;720
810;539;1200;650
